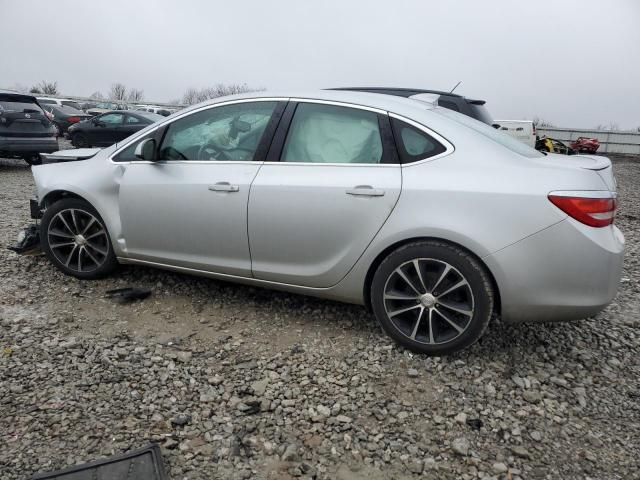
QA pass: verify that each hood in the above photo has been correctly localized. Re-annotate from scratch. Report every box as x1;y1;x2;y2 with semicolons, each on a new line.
40;148;102;164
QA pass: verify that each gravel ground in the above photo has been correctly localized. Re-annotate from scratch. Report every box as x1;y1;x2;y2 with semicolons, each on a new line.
1;149;639;480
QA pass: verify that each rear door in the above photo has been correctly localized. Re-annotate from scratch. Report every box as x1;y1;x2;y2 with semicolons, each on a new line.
248;100;402;288
120;114;148;141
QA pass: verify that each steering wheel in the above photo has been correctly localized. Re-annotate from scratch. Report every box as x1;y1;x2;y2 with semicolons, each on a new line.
196;142;226;160
196;143;255;161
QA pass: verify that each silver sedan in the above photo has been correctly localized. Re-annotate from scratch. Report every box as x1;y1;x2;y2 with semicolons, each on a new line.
31;91;624;354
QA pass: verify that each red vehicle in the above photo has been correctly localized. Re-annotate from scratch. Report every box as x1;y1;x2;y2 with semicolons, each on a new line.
571;137;600;154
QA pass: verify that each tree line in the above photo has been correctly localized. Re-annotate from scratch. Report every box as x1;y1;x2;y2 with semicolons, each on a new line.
8;81;261;106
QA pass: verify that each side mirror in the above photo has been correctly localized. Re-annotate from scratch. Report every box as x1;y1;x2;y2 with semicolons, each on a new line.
135;138;156;161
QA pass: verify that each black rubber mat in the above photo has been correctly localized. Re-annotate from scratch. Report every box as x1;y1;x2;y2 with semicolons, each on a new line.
31;444;168;480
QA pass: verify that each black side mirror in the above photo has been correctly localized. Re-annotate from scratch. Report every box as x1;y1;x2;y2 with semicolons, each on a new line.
135;138;156;161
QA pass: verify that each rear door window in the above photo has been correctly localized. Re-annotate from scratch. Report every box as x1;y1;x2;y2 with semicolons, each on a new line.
390;118;446;163
281;103;383;164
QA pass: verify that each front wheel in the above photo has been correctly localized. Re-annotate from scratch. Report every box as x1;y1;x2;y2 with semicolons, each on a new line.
371;241;494;355
41;198;118;279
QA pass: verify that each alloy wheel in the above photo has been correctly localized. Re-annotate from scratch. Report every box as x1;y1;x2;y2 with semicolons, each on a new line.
47;208;110;273
383;258;475;345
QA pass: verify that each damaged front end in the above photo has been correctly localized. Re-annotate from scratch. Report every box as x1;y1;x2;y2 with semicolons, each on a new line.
8;223;41;256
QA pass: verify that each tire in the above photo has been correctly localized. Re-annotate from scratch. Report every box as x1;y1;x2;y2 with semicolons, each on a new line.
72;132;89;148
40;198;118;279
23;154;41;166
370;241;494;355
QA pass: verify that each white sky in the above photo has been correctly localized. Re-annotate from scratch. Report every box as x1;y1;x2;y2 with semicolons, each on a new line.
1;0;639;128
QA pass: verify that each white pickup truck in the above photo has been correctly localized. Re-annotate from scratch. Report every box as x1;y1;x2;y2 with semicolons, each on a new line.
492;120;536;148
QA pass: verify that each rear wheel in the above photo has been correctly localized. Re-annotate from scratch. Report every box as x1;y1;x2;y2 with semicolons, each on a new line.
41;198;118;279
371;241;494;355
72;132;89;148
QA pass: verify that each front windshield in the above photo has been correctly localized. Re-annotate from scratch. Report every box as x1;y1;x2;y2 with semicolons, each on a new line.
435;107;543;158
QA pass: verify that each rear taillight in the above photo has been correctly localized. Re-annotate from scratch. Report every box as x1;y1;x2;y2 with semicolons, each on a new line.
68;116;81;123
548;192;617;228
44;111;54;121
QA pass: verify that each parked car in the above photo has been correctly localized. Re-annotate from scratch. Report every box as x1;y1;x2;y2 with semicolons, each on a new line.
331;87;493;125
36;97;83;111
571;136;600;154
68;110;164;147
492;120;536;148
41;105;92;136
0;91;58;165
86;102;129;117
29;91;623;355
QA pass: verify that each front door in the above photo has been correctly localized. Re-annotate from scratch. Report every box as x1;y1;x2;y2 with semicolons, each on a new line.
115;100;283;276
248;101;402;288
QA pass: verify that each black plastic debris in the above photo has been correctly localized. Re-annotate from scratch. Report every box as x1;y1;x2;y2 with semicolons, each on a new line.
466;417;484;430
31;444;167;480
7;224;41;255
105;287;152;304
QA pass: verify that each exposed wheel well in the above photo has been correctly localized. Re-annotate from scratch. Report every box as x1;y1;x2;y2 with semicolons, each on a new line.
362;237;501;317
41;190;85;209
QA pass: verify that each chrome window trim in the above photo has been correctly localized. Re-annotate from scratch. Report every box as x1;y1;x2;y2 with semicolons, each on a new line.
108;97;289;164
289;98;387;115
108;96;455;167
388;112;455;167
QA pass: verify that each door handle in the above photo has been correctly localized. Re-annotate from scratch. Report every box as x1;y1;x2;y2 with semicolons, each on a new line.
208;182;239;192
346;185;385;197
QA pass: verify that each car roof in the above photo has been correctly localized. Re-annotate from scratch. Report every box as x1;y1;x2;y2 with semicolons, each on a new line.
0;91;38;103
183;89;440;117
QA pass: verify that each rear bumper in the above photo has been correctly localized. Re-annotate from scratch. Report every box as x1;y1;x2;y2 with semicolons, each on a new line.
0;136;58;154
484;219;624;323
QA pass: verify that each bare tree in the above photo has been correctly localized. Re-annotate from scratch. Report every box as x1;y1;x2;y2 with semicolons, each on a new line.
89;91;104;100
181;83;262;105
109;83;128;101
30;81;59;95
532;116;555;128
127;88;144;102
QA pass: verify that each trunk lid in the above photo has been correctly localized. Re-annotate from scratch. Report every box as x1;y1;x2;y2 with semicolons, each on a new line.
543;153;616;191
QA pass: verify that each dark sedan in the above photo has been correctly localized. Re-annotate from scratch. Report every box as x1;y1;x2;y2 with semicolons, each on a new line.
68;111;164;148
42;105;92;136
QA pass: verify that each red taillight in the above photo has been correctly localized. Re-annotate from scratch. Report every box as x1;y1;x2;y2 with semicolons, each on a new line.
68;116;81;123
548;193;617;228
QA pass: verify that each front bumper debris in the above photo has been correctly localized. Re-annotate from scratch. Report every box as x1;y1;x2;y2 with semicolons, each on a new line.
30;197;42;219
7;224;41;256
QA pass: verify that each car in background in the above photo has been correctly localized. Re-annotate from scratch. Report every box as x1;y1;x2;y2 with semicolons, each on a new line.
331;87;493;125
68;110;164;148
492;120;536;148
571;136;600;154
86;102;129;117
36;97;83;111
0;91;58;165
41;105;92;136
30;90;623;355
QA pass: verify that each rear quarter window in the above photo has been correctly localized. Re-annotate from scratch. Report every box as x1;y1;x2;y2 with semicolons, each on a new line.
391;117;447;163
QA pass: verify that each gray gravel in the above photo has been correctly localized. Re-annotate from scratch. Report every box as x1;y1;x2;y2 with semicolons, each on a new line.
1;151;639;479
